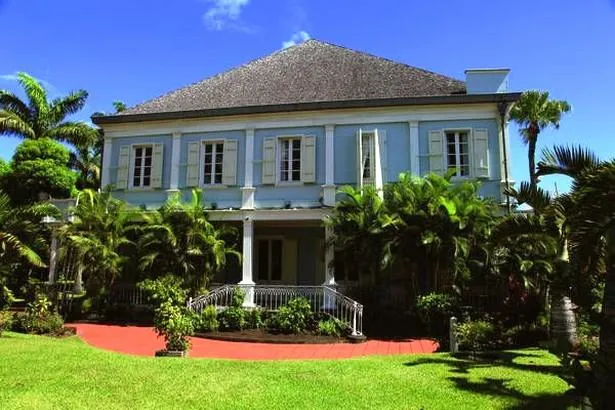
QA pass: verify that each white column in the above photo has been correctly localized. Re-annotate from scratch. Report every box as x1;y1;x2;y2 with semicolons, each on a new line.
101;137;113;188
323;226;335;286
168;132;181;196
409;121;420;176
239;215;255;307
322;124;336;206
48;228;58;284
241;128;256;209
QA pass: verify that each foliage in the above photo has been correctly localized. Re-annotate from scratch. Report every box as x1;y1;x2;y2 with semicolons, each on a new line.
138;275;187;307
317;318;343;337
231;287;245;307
455;319;495;353
16;294;64;335
268;297;313;334
509;90;571;188
218;307;246;331
136;190;238;294
193;305;219;332
245;308;263;330
0;284;15;310
69;134;102;190
576;316;600;362
0;310;12;336
415;292;458;337
2;138;77;204
0;72;97;147
153;300;194;352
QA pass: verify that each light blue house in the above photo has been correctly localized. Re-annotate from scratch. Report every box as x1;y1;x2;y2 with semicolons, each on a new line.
93;40;519;298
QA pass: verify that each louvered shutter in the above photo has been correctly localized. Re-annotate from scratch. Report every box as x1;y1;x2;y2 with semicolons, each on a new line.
186;142;200;187
428;130;445;175
150;143;164;188
116;145;130;189
222;139;238;185
262;137;276;185
300;135;316;183
472;129;490;178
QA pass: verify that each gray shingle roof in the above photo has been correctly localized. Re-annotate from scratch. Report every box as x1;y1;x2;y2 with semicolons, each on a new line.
118;40;466;117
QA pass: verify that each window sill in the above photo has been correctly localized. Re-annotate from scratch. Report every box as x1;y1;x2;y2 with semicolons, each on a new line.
125;187;159;192
200;184;229;190
274;181;304;187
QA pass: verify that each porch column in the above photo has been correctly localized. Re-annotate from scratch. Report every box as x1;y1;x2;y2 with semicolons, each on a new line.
167;132;181;198
323;226;335;286
241;128;256;209
322;124;336;206
239;215;255;307
48;228;59;284
408;121;420;176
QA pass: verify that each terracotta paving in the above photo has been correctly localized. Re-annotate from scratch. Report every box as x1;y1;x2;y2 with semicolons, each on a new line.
69;323;438;360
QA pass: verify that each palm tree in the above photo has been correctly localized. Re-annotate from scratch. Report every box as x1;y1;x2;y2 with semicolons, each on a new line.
509;90;571;189
69;135;102;190
136;189;238;294
0;72;97;147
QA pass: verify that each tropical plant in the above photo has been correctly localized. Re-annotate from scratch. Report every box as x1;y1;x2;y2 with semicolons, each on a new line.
268;297;313;334
154;300;194;352
16;293;64;335
0;311;13;336
136;189;238;294
193;305;219;332
415;292;458;337
509;90;570;189
69;136;102;190
455;319;495;354
58;189;138;299
0;72;97;147
317;318;343;337
138;275;187;307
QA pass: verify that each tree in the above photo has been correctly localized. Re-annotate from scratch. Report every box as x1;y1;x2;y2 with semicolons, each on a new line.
509;90;571;190
0;72;97;147
2;139;77;204
69;135;101;190
136;190;238;294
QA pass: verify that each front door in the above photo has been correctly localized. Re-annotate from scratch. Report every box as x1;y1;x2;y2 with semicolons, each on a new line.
255;238;297;284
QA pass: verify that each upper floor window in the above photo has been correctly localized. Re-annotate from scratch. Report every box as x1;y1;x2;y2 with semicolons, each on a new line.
446;131;470;177
279;137;302;182
202;141;224;185
131;145;153;188
360;131;376;184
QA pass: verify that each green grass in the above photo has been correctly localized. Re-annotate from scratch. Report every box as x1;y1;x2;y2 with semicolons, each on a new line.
0;332;579;410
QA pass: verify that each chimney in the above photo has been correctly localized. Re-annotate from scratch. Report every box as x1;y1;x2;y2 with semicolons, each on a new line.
464;68;510;94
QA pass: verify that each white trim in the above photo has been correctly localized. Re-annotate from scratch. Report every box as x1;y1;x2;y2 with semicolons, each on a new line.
101;137;113;188
325;124;334;186
208;208;331;222
169;132;181;190
323;226;335;286
465;68;510;74
442;128;473;179
240;217;255;285
199;139;226;187
240;186;256;209
359;129;377;185
102;104;499;138
128;143;155;189
244;128;255;188
408;121;420;176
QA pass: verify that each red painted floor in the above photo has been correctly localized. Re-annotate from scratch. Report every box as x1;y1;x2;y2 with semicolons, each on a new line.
70;323;438;360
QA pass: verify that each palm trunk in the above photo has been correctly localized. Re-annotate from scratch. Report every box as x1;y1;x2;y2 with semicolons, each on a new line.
592;228;615;407
528;137;538;190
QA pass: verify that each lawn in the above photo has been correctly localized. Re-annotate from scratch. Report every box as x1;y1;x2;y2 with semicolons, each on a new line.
0;332;579;410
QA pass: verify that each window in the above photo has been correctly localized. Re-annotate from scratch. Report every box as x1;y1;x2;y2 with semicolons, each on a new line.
279;138;301;182
359;131;376;185
202;141;224;185
446;131;470;177
257;239;282;281
131;145;153;188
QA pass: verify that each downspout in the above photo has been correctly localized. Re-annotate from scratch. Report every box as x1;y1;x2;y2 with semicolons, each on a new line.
497;101;512;214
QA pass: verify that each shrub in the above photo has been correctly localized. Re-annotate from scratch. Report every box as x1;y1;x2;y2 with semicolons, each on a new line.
456;319;495;353
415;292;458;337
14;294;64;335
268;297;312;334
245;308;263;329
0;285;15;310
138;275;187;307
317;318;343;337
231;287;245;307
218;306;246;331
154;300;194;352
194;305;219;332
0;311;13;336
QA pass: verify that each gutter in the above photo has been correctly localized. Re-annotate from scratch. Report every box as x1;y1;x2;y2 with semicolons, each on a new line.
92;93;522;125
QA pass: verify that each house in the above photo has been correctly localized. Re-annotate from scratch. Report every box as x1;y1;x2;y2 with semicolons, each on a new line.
92;40;519;317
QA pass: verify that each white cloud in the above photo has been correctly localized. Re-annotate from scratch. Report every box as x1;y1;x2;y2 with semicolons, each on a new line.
0;73;19;82
203;0;253;31
0;72;56;91
281;30;311;49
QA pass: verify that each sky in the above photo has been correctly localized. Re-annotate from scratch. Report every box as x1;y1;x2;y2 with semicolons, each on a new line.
2;0;615;193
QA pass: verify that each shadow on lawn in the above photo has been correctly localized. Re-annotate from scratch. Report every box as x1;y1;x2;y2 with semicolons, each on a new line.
404;350;581;409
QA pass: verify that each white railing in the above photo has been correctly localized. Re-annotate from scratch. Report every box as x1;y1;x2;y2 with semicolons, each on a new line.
187;284;363;336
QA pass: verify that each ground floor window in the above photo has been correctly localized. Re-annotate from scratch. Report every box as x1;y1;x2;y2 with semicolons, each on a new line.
256;239;282;281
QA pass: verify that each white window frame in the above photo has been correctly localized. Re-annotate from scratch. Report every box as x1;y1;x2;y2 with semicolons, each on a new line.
360;130;376;185
255;236;284;283
443;129;472;179
129;144;154;189
276;136;303;185
200;140;225;187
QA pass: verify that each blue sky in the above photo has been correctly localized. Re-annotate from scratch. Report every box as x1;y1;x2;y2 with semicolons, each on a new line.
1;0;615;193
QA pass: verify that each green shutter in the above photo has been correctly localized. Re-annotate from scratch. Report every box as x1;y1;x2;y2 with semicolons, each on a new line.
262;137;276;185
150;143;164;188
116;145;130;190
186;142;200;187
428;130;444;175
222;139;238;186
300;135;316;183
472;129;490;178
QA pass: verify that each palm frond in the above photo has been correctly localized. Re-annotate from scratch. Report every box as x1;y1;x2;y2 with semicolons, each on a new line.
0;110;35;139
49;90;88;124
0;90;30;120
537;145;600;178
16;72;49;116
505;181;551;213
44;121;98;147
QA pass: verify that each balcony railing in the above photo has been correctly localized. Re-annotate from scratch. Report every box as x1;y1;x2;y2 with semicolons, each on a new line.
187;284;363;336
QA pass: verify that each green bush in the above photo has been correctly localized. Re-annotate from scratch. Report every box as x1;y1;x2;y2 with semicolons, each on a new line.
456;319;495;353
317;318;343;337
0;285;15;310
231;287;245;307
268;297;312;334
577;316;600;361
415;292;458;337
0;311;13;336
245;308;263;329
194;305;219;332
154;300;194;352
13;294;64;335
219;306;246;331
138;275;187;307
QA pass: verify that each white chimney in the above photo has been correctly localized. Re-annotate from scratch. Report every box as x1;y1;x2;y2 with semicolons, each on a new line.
465;68;510;94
